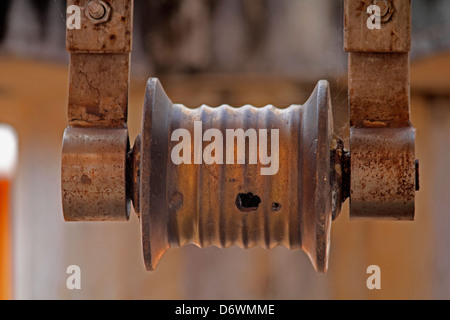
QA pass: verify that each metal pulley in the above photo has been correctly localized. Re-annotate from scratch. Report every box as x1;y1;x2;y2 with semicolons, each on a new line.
131;79;345;272
61;0;418;273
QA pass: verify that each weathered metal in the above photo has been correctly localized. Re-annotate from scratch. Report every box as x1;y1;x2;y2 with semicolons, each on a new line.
62;0;133;221
130;78;342;272
348;53;410;128
344;0;411;53
61;0;419;273
67;53;130;128
374;0;395;23
66;0;133;53
350;127;415;219
85;0;110;23
62;127;130;221
345;0;417;220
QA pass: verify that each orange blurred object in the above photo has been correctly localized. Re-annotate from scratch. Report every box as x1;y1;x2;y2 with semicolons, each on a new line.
0;179;11;300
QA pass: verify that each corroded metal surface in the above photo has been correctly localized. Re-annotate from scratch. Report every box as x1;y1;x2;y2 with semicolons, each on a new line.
62;0;133;221
66;0;133;53
350;127;415;219
68;53;130;127
133;78;341;273
85;0;111;24
66;0;132;128
345;0;417;220
344;0;411;53
62;127;130;221
348;53;410;128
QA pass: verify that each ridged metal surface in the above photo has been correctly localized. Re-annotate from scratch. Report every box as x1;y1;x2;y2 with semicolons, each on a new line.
136;78;337;272
168;103;303;250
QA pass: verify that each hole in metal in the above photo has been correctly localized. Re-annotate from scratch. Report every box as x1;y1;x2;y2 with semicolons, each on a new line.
235;193;261;212
271;202;282;212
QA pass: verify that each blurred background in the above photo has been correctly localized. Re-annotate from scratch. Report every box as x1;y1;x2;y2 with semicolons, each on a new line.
0;0;449;299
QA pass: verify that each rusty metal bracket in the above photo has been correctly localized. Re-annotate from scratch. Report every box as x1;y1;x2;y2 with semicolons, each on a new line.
345;0;417;220
62;0;133;221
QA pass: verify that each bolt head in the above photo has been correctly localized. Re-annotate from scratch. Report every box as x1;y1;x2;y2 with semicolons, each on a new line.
85;0;111;25
373;0;395;23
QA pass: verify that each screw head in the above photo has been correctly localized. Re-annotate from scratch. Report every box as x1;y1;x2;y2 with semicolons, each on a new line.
373;0;395;23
